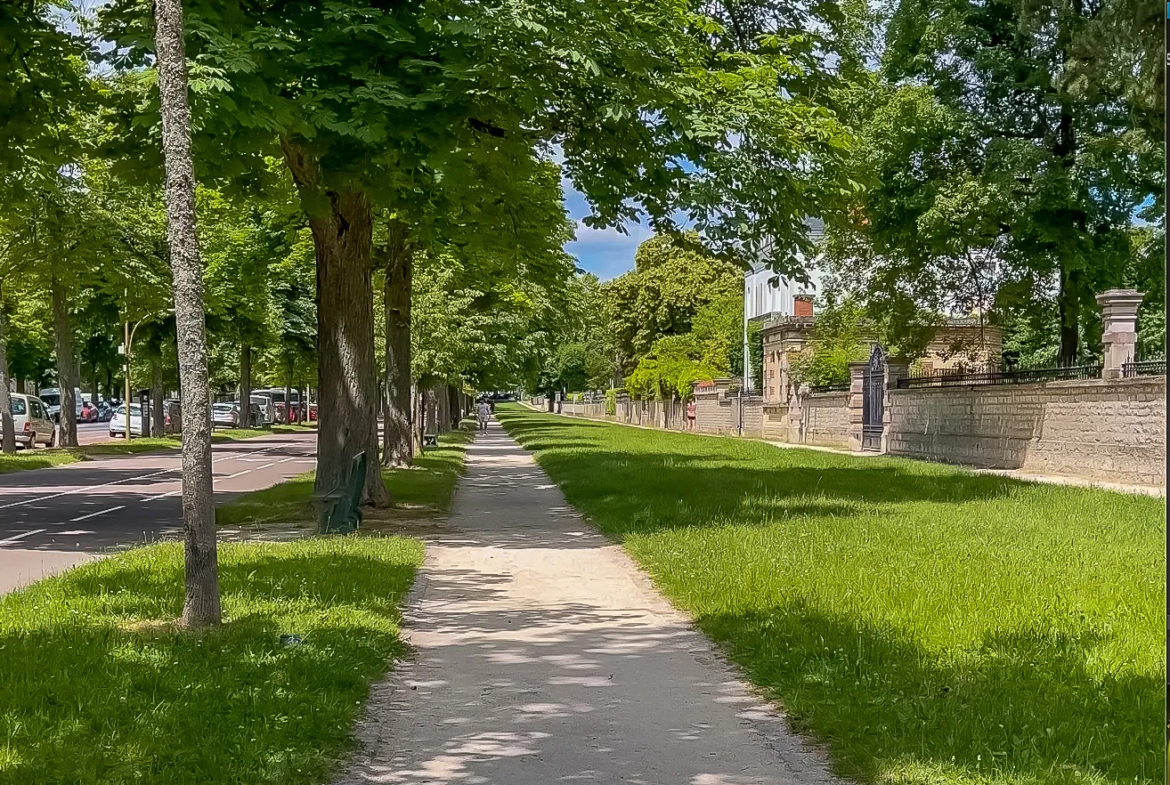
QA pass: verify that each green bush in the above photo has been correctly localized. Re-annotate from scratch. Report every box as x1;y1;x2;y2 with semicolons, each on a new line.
605;388;617;415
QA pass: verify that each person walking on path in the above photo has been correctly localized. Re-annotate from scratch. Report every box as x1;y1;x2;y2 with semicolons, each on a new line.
476;399;491;431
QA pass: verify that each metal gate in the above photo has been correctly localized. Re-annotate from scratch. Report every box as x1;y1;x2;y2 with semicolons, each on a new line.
861;344;885;452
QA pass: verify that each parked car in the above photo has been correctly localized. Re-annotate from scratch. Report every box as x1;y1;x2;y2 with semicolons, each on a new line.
212;402;239;428
9;394;55;448
307;402;318;422
250;393;275;425
96;401;114;422
109;404;149;438
79;400;99;423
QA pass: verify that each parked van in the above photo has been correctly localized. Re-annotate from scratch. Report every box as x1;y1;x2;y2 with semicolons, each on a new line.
10;394;55;448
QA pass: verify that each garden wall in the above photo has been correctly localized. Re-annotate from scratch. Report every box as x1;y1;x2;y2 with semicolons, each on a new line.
801;392;851;448
887;376;1166;486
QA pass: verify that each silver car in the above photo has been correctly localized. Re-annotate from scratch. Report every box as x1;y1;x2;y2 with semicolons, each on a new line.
9;394;55;448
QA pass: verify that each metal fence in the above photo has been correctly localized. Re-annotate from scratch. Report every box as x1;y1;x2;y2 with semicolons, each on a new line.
896;362;1103;389
1122;352;1166;378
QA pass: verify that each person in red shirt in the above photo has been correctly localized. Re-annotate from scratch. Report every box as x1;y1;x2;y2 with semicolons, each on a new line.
686;400;696;430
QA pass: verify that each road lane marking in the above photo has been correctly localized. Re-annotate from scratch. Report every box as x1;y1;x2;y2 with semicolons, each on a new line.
278;457;296;463
224;470;252;479
254;462;276;470
143;491;178;502
70;505;126;523
0;529;47;545
0;467;179;511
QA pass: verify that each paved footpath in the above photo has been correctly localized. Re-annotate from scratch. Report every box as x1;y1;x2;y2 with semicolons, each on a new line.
335;419;845;785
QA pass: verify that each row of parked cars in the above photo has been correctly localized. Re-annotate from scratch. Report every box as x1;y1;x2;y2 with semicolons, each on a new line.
211;390;317;429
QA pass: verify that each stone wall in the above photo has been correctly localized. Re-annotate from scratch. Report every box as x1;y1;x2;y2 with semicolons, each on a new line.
887;376;1166;486
802;392;851;448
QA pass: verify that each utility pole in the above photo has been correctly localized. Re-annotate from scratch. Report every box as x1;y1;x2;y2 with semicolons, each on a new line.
123;298;132;441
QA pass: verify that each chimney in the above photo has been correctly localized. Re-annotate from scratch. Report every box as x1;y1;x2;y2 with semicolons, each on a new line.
793;294;814;318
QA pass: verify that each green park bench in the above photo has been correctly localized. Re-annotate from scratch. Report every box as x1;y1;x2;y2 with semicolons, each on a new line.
314;451;366;534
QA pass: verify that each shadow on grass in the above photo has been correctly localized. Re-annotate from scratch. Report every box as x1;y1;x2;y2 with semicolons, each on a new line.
494;404;1166;785
0;538;422;785
498;408;1027;537
216;428;473;528
699;602;1162;785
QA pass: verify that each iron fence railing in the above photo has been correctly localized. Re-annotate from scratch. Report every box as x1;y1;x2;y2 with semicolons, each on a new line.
808;382;850;393
896;363;1103;389
1122;352;1166;378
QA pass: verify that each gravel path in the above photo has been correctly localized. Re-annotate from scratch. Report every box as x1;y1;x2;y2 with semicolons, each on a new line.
334;418;847;785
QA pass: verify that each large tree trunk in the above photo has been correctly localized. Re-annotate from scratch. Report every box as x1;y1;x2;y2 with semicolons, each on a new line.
381;220;413;467
239;342;252;427
1057;265;1081;365
151;355;165;436
154;0;220;629
280;139;389;507
0;280;14;453
50;276;78;448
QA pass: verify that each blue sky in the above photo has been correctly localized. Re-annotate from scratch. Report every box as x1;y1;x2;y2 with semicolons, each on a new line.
561;181;654;281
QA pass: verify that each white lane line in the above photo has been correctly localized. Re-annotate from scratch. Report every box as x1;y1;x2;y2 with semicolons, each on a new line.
0;467;179;512
70;505;126;523
254;462;276;471
224;470;252;480
278;457;296;464
0;528;47;545
143;490;178;502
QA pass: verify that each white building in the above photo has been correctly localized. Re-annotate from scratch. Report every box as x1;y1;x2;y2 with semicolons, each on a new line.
742;218;824;392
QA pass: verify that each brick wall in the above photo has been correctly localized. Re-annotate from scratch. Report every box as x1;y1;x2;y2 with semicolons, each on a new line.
803;392;851;448
887;376;1166;486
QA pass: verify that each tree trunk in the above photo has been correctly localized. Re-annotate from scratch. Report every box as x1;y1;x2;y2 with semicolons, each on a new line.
151;355;165;435
154;0;221;629
0;281;14;453
412;381;424;454
284;363;293;424
381;220;412;467
1058;265;1081;365
448;386;460;429
239;342;252;427
280;138;389;507
50;276;78;448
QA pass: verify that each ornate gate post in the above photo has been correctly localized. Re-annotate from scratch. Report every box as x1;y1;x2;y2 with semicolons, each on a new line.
846;361;868;451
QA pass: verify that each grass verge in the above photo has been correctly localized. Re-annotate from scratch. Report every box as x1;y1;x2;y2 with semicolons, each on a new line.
0;428;297;476
216;426;474;527
495;403;1165;785
0;536;423;784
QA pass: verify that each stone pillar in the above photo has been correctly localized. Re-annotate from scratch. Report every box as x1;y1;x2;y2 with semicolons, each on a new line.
787;384;807;444
1096;289;1144;379
881;359;909;454
846;361;867;451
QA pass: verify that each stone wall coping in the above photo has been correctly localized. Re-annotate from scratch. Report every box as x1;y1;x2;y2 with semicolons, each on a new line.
888;375;1165;395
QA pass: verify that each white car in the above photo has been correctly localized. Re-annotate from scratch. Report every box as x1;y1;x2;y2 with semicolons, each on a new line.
109;404;148;438
9;394;55;448
250;394;274;425
212;402;239;428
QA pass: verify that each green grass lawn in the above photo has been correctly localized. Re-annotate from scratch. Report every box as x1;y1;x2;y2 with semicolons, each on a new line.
0;536;423;784
495;403;1165;785
0;428;297;476
216;427;474;527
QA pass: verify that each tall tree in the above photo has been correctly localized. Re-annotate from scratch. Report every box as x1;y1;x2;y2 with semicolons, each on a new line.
153;0;220;628
101;0;851;497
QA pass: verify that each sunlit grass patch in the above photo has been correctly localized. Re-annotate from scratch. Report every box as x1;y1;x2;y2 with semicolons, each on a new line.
496;403;1165;785
0;536;423;784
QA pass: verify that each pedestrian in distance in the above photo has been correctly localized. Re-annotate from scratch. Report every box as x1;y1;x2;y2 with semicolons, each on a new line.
477;399;491;432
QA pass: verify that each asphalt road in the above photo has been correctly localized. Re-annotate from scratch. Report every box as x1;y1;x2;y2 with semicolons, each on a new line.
0;430;318;593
